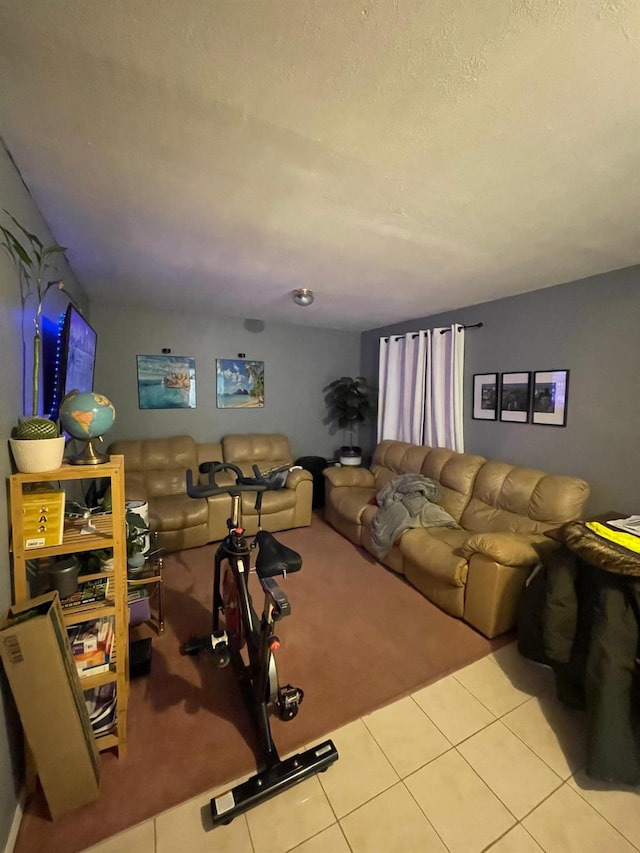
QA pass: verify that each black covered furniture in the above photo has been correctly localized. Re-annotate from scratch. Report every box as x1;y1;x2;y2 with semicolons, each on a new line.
521;517;640;785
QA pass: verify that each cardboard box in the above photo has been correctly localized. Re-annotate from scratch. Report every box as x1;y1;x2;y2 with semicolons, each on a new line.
21;487;65;549
0;592;100;818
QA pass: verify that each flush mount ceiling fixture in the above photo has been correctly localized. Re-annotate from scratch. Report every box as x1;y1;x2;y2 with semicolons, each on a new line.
292;288;314;307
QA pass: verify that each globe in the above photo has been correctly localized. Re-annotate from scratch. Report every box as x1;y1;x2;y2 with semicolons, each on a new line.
59;392;116;455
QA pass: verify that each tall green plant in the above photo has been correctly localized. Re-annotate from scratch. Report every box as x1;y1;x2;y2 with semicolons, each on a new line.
1;210;67;418
323;376;373;448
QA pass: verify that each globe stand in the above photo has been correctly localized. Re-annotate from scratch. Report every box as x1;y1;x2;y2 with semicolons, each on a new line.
68;438;110;465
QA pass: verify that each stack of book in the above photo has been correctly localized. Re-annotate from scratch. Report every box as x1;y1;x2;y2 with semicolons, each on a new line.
67;616;115;678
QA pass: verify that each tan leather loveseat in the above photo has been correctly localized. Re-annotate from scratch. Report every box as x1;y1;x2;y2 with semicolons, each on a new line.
108;434;313;552
324;440;590;638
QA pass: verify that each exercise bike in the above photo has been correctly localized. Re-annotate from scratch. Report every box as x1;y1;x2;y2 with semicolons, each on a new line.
181;461;338;827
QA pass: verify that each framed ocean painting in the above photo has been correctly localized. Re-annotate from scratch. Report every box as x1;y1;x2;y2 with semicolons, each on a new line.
216;359;264;408
136;355;196;409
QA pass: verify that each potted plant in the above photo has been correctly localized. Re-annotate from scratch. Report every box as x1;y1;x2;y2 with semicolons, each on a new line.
2;210;68;472
126;508;150;573
323;376;373;466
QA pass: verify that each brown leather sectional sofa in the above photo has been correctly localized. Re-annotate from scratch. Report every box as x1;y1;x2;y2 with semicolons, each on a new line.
323;439;590;638
108;434;313;552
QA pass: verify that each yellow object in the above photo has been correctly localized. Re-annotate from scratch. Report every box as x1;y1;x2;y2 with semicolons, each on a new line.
21;488;65;549
585;521;640;555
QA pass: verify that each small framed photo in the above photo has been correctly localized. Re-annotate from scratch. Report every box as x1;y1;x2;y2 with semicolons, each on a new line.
531;370;569;426
472;373;498;420
500;372;531;422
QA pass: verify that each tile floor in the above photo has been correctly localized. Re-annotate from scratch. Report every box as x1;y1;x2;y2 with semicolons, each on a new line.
83;642;640;853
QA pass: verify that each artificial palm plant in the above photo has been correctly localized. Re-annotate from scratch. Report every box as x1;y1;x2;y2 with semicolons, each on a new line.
323;376;373;462
1;209;67;434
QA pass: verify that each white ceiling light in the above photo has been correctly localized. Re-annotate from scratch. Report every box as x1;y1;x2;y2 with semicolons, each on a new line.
292;288;314;307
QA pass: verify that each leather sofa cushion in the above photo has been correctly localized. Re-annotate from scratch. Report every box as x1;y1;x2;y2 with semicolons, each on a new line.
110;435;198;498
222;433;292;470
371;440;432;474
328;487;377;525
461;532;550;566
462;461;591;535
240;487;296;517
401;527;471;587
421;449;486;521
149;493;209;532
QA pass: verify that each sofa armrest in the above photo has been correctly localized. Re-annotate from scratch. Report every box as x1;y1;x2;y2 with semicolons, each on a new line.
461;532;557;567
285;467;313;489
324;467;375;488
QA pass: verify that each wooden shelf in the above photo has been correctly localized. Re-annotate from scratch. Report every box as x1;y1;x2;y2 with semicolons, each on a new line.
9;455;129;758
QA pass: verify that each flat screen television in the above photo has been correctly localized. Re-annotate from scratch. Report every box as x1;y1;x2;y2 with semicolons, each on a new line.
45;305;97;420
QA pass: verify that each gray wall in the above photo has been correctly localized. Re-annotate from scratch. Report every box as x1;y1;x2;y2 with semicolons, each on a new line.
0;143;87;851
362;266;640;515
91;304;361;462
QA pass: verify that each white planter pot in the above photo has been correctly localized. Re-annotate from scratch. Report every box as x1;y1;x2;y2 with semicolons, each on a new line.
9;436;66;473
339;446;362;466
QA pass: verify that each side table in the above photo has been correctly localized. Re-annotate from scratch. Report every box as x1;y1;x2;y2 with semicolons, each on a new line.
127;533;165;634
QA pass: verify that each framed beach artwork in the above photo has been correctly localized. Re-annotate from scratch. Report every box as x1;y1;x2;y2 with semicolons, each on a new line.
500;371;531;423
216;359;264;408
136;355;196;409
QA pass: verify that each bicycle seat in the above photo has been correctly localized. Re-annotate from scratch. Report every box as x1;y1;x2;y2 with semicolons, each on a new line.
254;531;302;578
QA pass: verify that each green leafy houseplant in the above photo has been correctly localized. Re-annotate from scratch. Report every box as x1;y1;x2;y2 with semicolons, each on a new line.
323;376;373;463
126;509;150;569
1;209;67;426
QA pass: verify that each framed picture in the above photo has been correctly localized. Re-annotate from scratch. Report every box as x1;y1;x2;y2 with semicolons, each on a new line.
500;372;531;422
136;355;196;409
472;373;498;420
531;369;569;426
216;358;264;408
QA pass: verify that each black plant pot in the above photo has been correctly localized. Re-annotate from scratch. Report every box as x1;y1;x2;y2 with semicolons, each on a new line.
339;445;362;466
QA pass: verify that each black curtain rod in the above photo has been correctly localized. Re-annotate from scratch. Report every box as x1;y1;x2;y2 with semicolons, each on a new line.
384;322;483;342
439;322;483;335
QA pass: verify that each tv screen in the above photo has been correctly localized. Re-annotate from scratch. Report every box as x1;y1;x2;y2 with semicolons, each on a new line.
48;305;97;420
63;306;97;395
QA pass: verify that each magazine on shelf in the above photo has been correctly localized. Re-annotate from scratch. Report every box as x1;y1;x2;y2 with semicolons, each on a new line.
607;516;640;537
60;577;110;610
84;683;117;736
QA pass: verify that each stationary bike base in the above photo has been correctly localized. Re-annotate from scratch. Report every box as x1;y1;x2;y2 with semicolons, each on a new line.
210;739;339;827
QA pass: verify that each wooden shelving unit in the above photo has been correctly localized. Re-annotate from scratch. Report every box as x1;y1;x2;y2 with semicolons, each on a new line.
8;454;129;758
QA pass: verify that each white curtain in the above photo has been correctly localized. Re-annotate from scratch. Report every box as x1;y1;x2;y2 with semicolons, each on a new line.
378;324;465;452
377;331;428;444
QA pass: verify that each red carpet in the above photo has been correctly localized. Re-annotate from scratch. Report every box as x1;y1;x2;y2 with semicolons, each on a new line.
14;513;507;852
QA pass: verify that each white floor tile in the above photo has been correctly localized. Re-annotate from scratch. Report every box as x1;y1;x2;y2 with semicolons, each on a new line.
405;749;515;853
317;718;399;818
245;776;335;853
288;823;350;852
454;654;543;716
502;693;587;779
568;770;640;848
363;695;451;777
340;782;447;852
155;791;253;853
458;720;562;819
523;783;636;852
412;674;496;745
486;823;544;852
82;820;155;853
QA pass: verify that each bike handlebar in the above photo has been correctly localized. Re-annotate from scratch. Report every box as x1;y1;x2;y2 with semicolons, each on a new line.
186;461;269;499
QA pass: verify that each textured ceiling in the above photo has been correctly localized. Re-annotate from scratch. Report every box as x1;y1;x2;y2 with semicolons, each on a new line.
1;1;639;331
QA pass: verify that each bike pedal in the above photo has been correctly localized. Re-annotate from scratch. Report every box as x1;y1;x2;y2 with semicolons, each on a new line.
277;684;304;720
210;630;230;668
